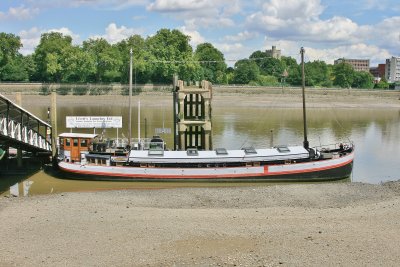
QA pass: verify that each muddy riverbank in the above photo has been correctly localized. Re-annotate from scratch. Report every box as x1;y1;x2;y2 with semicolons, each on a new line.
1;181;400;266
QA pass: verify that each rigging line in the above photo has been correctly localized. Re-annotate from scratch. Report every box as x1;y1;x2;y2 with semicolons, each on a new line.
146;57;288;64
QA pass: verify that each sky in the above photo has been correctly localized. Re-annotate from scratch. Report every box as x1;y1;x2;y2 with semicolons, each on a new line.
1;0;399;66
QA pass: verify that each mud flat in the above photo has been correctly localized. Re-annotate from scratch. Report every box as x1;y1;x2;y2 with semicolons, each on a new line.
1;181;400;266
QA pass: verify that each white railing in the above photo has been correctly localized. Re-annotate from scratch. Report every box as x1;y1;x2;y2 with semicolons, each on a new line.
0;117;7;135
0;117;51;152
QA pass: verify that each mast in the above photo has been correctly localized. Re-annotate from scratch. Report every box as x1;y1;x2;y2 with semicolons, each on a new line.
128;48;132;147
301;47;309;149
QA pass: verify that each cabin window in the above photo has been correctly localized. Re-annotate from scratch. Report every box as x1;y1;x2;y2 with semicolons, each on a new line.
215;148;228;155
73;138;79;147
242;147;257;154
65;138;71;147
187;148;198;156
80;139;88;147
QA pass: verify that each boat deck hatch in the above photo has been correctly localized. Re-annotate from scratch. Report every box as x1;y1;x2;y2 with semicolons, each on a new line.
187;148;199;156
242;147;257;154
148;149;164;156
276;146;291;153
215;148;228;155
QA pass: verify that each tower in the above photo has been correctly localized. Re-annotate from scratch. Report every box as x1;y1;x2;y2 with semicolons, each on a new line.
173;80;212;151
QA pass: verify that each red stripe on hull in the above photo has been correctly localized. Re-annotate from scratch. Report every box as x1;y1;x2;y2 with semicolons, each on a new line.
58;154;354;180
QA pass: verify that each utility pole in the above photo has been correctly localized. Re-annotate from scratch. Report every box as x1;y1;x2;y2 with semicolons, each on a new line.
301;47;309;149
128;48;132;147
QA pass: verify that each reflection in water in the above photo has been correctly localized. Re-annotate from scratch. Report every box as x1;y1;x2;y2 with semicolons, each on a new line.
1;97;399;196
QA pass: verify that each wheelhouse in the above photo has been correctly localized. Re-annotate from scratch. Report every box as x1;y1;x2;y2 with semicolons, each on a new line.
58;133;97;163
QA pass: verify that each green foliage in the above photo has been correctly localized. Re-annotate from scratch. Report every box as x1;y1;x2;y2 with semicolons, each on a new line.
332;62;355;88
40;84;51;95
374;79;389;89
57;86;71;95
0;33;24;81
72;85;89;95
232;59;259;84
254;75;279;86
352;71;374;89
121;86;143;95
250;51;285;79
0;56;29;81
33;32;73;82
0;30;386;92
305;60;330;87
83;38;122;83
147;29;200;83
195;43;227;84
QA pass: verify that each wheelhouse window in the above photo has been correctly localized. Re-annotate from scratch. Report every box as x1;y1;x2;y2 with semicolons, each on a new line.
73;138;79;147
80;139;88;147
65;138;71;147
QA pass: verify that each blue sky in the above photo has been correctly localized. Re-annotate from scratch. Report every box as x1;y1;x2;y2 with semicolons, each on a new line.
1;0;399;66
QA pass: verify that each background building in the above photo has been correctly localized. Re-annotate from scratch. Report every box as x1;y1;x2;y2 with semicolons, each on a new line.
385;57;400;83
334;58;370;72
266;46;281;59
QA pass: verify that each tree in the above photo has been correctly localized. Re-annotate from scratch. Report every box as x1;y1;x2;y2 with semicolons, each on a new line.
33;32;73;82
0;56;29;81
352;71;374;89
116;35;151;83
249;51;285;78
332;62;355;88
232;59;259;84
305;60;330;87
0;32;24;81
374;77;389;89
61;45;96;82
83;38;122;82
195;43;227;84
281;56;301;86
146;29;201;83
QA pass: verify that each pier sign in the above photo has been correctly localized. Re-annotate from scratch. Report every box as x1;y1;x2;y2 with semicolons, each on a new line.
66;116;122;128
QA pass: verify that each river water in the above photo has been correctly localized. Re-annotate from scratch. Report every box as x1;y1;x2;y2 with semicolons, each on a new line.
1;97;399;196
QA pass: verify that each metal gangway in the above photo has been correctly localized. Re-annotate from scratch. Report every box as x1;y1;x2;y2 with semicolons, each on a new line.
0;94;52;156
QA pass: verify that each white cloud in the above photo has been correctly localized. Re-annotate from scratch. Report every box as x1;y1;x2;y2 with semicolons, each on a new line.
224;31;259;42
90;23;144;44
24;0;148;9
179;26;206;48
48;27;81;44
214;42;249;66
147;0;239;30
362;17;400;51
147;0;212;12
18;27;81;55
246;0;359;44
0;5;39;20
261;0;323;20
268;39;391;66
19;27;42;55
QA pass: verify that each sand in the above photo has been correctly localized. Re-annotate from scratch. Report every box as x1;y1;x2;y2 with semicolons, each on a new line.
1;181;400;266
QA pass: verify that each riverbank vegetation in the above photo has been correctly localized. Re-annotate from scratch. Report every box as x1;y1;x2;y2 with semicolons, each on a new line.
0;30;395;90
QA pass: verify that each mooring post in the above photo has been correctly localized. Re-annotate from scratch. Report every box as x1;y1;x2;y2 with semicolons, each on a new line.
51;92;58;157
